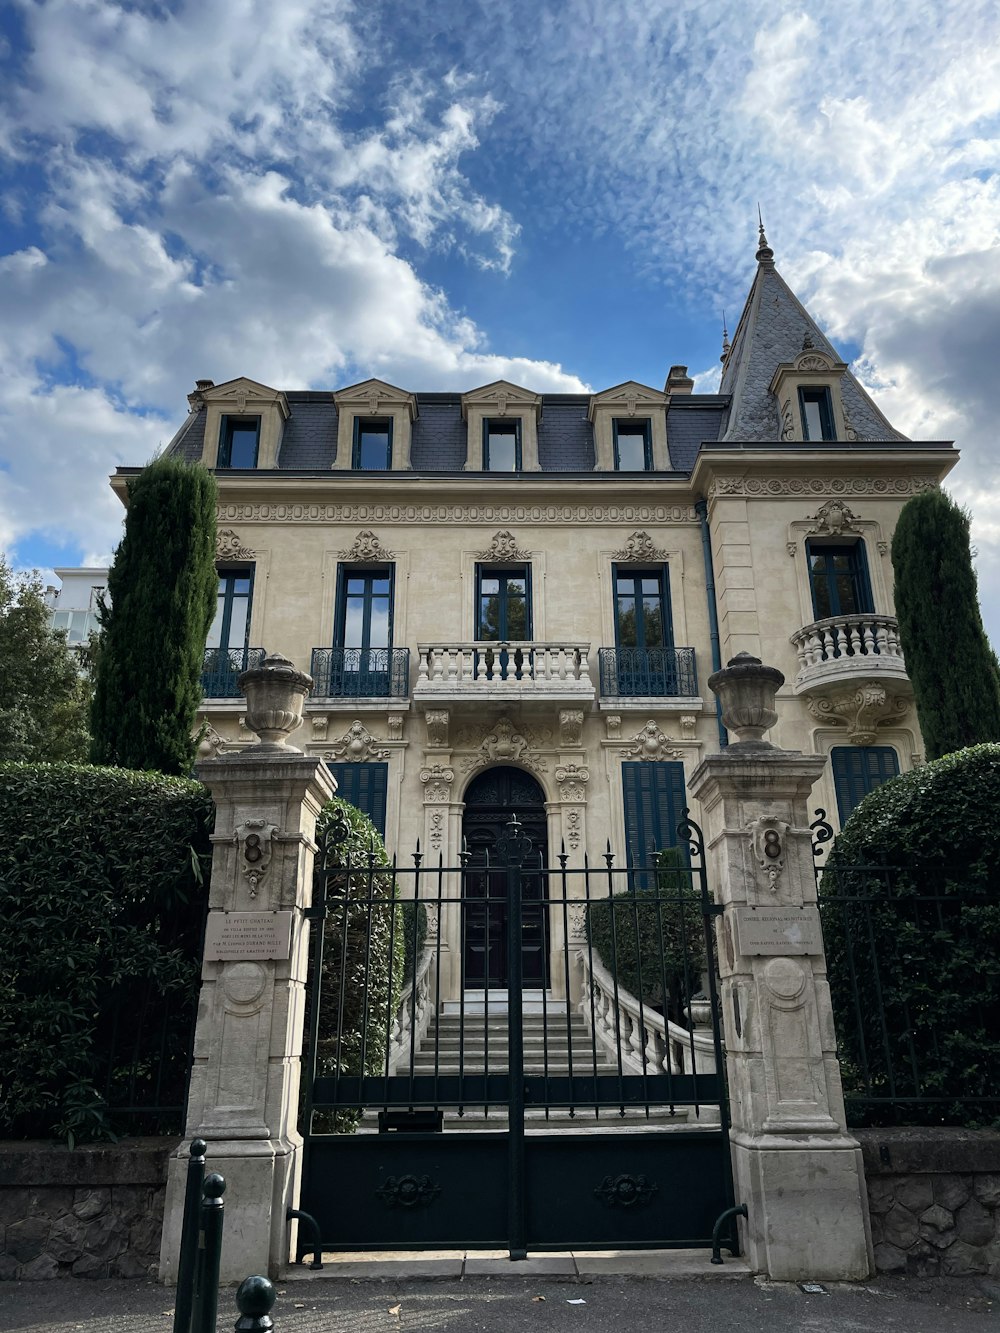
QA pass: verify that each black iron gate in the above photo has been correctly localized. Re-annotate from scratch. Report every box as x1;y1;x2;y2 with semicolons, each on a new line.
298;810;734;1256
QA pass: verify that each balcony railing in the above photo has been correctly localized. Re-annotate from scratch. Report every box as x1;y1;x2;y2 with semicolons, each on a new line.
414;641;594;699
790;613;907;692
201;647;266;698
311;647;410;699
598;646;698;698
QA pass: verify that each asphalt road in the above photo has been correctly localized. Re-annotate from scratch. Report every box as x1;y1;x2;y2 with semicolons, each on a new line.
0;1274;997;1333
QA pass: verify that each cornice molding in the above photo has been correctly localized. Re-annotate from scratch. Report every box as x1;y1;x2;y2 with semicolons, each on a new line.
217;500;699;525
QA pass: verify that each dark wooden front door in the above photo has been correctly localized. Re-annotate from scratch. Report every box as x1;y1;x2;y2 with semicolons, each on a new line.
462;767;548;989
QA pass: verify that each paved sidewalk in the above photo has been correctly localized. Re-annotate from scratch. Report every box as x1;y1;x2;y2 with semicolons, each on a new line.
1;1270;998;1333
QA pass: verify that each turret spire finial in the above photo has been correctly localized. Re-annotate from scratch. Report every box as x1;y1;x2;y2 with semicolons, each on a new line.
755;204;774;264
720;310;730;364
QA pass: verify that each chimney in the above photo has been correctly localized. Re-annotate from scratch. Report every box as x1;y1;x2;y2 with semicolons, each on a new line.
195;378;215;391
188;378;215;409
665;365;694;396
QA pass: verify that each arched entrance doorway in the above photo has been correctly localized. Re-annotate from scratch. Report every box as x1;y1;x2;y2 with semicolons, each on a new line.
461;766;548;990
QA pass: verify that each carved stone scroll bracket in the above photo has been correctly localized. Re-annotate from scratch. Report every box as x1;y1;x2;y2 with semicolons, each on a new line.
606;714;622;740
419;764;455;804
233;818;278;899
311;715;329;742
807;685;910;745
387;714;404;741
746;816;789;897
555;763;590;804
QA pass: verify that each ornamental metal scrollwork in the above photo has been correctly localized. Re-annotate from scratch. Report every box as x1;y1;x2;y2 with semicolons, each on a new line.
375;1174;441;1209
594;1174;658;1208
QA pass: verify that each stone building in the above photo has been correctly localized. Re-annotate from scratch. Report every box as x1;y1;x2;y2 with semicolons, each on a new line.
112;226;955;887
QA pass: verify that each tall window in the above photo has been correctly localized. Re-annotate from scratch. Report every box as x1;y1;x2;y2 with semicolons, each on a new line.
333;566;393;694
476;566;530;640
483;419;521;471
353;418;393;470
807;542;873;620
799;387;835;442
218;416;260;468
614;568;670;650
831;746;900;824
207;570;253;653
613;419;652;471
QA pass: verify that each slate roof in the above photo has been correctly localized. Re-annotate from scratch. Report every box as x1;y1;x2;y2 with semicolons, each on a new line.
720;255;907;443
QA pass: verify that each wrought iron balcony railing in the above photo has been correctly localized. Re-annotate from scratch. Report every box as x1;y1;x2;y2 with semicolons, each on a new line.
598;646;698;698
311;647;410;699
790;613;908;692
201;647;266;698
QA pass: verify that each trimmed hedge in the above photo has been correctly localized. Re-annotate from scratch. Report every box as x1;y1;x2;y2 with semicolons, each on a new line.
311;798;405;1130
823;744;1000;1126
0;762;213;1143
586;847;705;1018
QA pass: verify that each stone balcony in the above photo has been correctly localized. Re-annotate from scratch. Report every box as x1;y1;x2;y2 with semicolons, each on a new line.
789;612;912;744
413;641;595;705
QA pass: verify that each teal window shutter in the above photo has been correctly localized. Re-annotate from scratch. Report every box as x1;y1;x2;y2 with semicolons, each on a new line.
621;761;686;867
324;762;389;837
831;746;899;824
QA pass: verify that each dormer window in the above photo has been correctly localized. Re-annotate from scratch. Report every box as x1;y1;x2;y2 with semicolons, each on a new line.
353;418;393;470
484;419;521;471
799;388;835;442
613;419;652;470
218;416;261;469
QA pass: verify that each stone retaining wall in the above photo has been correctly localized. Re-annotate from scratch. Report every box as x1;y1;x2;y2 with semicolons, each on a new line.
0;1139;174;1280
857;1128;1000;1277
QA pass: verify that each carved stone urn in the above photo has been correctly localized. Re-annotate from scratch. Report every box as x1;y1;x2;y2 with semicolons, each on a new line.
238;652;313;751
706;651;784;747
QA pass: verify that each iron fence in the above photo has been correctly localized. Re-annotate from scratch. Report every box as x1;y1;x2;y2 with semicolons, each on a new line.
201;646;266;698
310;647;410;698
598;646;697;698
818;861;1000;1126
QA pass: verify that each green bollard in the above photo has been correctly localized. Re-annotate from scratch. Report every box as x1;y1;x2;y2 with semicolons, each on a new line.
235;1276;277;1333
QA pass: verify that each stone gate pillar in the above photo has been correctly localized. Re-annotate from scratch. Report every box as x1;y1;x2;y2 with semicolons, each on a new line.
688;653;873;1281
160;655;335;1283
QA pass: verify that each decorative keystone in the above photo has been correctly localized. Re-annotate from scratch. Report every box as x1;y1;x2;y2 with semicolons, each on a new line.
238;652;313;751
707;652;784;747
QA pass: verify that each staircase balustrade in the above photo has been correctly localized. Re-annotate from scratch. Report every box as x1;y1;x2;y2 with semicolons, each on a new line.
387;945;434;1074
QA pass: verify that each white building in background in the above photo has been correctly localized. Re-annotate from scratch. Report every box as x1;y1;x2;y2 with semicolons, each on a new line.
46;567;107;645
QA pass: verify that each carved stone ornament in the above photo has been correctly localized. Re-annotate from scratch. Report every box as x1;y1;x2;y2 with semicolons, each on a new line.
420;764;455;803
218;500;699;525
606;714;622;740
460;715;546;774
559;709;584;747
842;407;859;442
623;720;684;761
679;714;697;739
807;685;909;745
625;393;637;417
338;529;395;562
707;476;937;501
476;529;531;562
567;900;587;938
425;710;450;747
427;809;445;851
235;389;248;413
780;399;795;442
216;529;255;561
196;722;227;759
796;353;834;373
612;530;667;563
555;763;590;803
367;391;380;416
747;816;789;896
311;715;329;741
234;818;278;899
329;720;390;762
806;498;862;539
495;390;508;416
565;809;582;852
387;714;404;741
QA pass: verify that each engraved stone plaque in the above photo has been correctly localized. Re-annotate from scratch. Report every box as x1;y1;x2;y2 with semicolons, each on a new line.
733;905;822;956
204;911;293;961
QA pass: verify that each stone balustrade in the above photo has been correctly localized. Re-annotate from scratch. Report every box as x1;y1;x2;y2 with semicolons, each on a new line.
388;946;434;1074
578;949;717;1079
413;641;595;701
790;612;909;692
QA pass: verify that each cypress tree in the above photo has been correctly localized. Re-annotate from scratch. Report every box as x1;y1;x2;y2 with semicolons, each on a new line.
90;457;218;775
891;488;1000;760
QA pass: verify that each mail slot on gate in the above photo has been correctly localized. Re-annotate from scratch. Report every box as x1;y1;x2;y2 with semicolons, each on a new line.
378;1110;444;1133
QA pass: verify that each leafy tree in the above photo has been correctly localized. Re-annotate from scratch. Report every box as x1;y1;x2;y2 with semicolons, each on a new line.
891;489;1000;759
90;457;218;775
0;557;90;762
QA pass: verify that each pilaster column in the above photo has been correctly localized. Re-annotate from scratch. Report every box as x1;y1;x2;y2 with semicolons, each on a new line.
689;652;873;1280
160;656;335;1283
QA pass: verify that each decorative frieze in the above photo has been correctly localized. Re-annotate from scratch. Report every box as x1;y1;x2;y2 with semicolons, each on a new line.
218;501;698;525
707;476;938;500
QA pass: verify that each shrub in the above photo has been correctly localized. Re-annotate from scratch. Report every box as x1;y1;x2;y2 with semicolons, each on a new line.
585;847;705;1019
823;744;1000;1125
0;762;213;1142
311;798;405;1130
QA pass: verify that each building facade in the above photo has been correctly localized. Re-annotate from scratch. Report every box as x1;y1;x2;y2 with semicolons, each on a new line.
111;232;955;935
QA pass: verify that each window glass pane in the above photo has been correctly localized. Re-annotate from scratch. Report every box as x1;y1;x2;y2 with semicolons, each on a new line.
368;600;390;647
803;397;824;441
371;577;390;595
226;420;259;467
234;577;251;594
642;599;663;646
479;595;501;638
836;574;857;614
486;424;518;471
228;596;249;649
52;610;71;630
506;595;527;639
480;577;500;595
615;422;649;470
346;577;366;595
641;578;659;595
206;591;226;648
506;577;526;595
617;596;638;646
344;598;365;645
68;610;88;642
357;421;391;470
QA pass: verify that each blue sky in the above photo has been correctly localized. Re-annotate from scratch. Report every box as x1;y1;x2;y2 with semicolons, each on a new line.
2;0;1000;638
